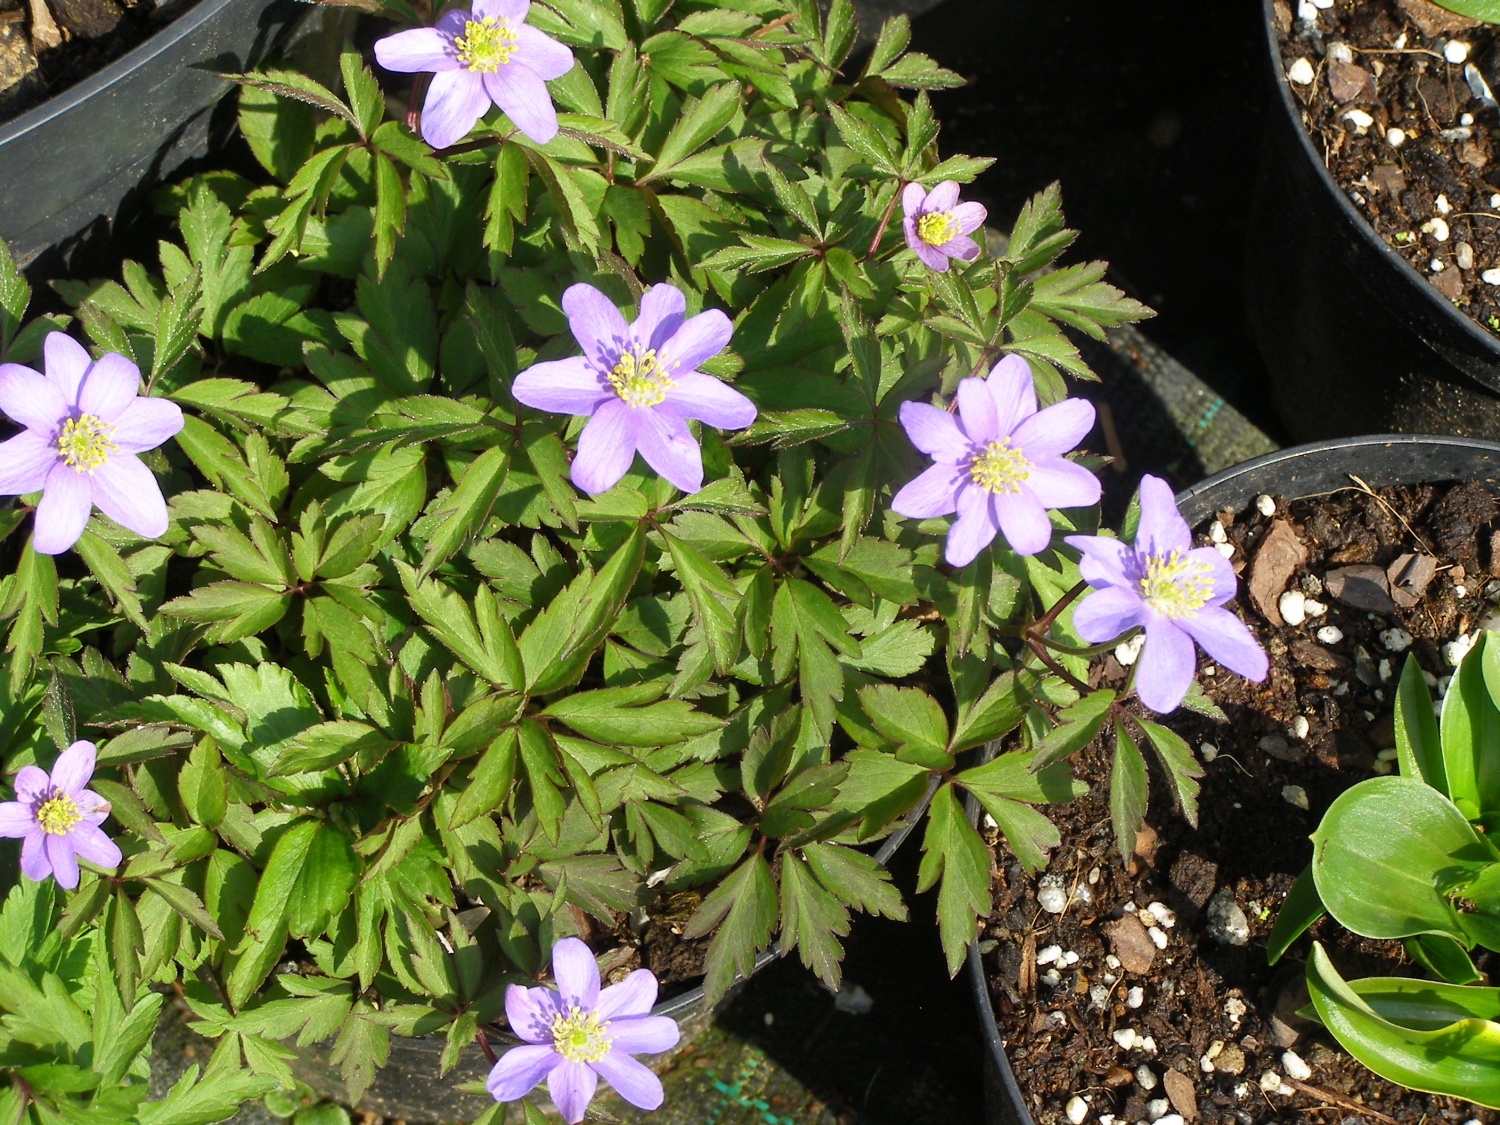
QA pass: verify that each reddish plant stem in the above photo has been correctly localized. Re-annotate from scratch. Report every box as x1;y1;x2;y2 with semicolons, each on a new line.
474;1027;498;1065
864;182;903;261
1025;636;1091;697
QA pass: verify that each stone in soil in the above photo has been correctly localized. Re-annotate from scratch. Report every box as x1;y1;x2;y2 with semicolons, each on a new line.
1105;914;1157;974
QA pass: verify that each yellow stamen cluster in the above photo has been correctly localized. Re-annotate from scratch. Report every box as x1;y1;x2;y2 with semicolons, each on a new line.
607;348;674;408
916;210;959;247
550;1005;613;1064
36;791;82;836
969;438;1032;495
56;413;117;473
1138;549;1214;619
455;15;518;72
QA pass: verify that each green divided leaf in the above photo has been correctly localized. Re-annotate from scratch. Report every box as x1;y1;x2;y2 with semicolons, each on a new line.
917;782;990;976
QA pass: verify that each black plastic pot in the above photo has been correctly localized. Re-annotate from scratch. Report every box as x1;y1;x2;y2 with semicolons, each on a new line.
0;0;307;272
1247;0;1500;441
968;434;1500;1125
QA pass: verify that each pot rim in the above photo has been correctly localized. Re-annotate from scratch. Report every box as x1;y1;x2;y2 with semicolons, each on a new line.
1256;0;1500;367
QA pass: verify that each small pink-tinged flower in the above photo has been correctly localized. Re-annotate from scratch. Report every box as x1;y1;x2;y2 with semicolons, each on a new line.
0;332;183;555
1065;475;1269;713
510;283;755;495
891;355;1100;566
0;741;120;890
374;0;574;149
487;937;680;1123
902;180;986;272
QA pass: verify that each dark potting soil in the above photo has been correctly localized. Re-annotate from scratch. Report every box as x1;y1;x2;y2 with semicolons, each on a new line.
979;479;1500;1125
1275;0;1500;338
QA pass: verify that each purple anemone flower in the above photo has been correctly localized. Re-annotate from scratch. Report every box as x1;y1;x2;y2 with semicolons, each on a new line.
902;180;986;272
487;937;680;1123
0;741;120;890
891;355;1100;566
0;332;184;555
1064;475;1269;713
510;283;756;495
374;0;574;149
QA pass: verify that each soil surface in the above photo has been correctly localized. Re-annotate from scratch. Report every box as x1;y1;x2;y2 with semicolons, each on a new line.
980;479;1500;1125
1276;0;1500;338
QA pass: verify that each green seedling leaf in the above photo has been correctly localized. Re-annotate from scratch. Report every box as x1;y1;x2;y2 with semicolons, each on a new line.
1267;864;1325;965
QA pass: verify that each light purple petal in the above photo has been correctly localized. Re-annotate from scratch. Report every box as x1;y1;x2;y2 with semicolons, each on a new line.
943;235;981;262
513;25;574;81
901;213;921;253
511;357;610;416
891;462;965;519
550;937;601;1010
373;26;461;73
955;377;999;444
45;834;78;890
472;0;528;20
109;397;184;454
1185;545;1239;608
487;1044;559;1102
658;310;733;375
950;200;987;234
572;400;638;495
635;408;703;494
985;355;1038;435
898;401;969;462
435;8;468;34
993;489;1053;556
44;334;91;405
562;284;630;371
631;285;686;353
90;455;169;539
0;802;33;838
596;970;657;1021
77;354;141;423
0;431;60;494
76;789;110;826
1178;606;1269;683
70;823;120;870
548;1060;598;1125
1134;475;1190;557
604;1014;679;1054
506;983;561;1043
1012;398;1095;458
1134;620;1197;714
945;485;999;568
50;741;96;796
1024;458;1101;510
421;69;490;150
19;832;49;882
13;766;48;803
484;66;559;144
1070;586;1149;645
913;241;949;271
0;363;67;431
591;1052;664;1111
32;463;95;555
1064;534;1134;589
901;181;927;222
925;181;961;212
662;372;755;429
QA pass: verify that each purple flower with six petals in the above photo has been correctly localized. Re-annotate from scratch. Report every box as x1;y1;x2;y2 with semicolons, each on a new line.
0;741;121;890
374;0;574;150
1064;475;1269;713
902;180;986;272
891;355;1100;566
511;283;756;495
487;937;680;1123
0;332;184;555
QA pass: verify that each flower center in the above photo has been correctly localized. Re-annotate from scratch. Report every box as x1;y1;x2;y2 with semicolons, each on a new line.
550;1005;612;1064
607;348;673;409
969;438;1032;495
56;413;117;474
36;791;81;836
1138;549;1214;619
916;211;959;247
455;15;518;72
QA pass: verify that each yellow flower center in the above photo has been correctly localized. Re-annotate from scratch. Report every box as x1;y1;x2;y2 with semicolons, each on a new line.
916;211;959;247
36;792;81;836
56;413;118;474
607;348;674;408
1138;549;1214;619
550;1005;612;1064
969;438;1032;495
455;15;518;73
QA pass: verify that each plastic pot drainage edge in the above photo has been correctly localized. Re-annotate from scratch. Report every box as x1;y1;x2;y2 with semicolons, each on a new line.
968;434;1500;1125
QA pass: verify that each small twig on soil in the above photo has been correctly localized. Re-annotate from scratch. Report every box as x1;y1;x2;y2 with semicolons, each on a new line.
1340;473;1436;557
1278;1074;1401;1125
28;0;62;50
